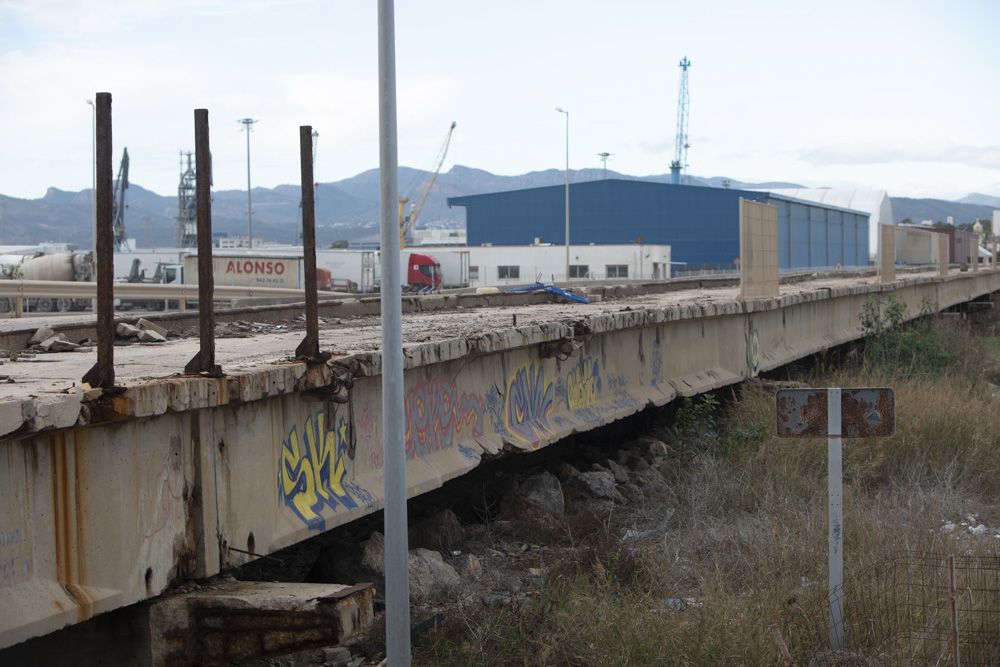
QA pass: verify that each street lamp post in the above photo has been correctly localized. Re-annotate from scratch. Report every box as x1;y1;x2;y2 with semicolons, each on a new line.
555;107;569;281
238;118;258;248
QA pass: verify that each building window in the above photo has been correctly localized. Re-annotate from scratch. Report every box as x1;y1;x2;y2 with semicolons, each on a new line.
469;265;479;280
569;264;589;279
606;264;628;278
497;265;520;280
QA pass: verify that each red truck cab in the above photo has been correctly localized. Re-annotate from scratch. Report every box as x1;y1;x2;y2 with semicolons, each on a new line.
407;253;442;290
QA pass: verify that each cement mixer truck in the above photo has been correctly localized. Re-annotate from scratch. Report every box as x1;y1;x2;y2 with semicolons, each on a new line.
0;252;94;313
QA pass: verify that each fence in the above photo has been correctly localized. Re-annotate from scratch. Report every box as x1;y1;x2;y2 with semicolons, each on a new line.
789;551;1000;665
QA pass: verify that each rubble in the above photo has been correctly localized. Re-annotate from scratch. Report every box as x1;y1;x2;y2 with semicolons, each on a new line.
136;317;168;337
605;459;631;484
408;548;461;600
115;322;141;338
568;470;620;501
512;471;565;517
137;328;166;343
28;325;55;345
410;509;464;552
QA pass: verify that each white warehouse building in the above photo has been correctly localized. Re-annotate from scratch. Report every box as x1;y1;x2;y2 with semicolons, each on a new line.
418;243;672;289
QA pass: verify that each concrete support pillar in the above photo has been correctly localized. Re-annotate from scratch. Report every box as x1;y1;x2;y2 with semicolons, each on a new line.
992;239;996;270
971;237;979;272
738;198;779;299
937;233;949;277
878;224;895;284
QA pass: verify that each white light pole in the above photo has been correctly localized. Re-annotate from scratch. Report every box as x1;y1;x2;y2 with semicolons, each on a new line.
86;99;96;253
555;107;570;282
238;118;258;248
378;1;411;664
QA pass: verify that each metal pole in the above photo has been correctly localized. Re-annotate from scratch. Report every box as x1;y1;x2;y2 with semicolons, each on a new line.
87;99;96;255
827;387;844;650
378;1;411;664
184;109;221;376
82;92;115;390
295;125;320;360
949;554;961;667
555;107;569;282
239;118;257;248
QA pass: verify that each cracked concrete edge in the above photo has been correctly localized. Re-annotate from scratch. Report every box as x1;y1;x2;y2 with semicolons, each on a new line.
2;270;997;439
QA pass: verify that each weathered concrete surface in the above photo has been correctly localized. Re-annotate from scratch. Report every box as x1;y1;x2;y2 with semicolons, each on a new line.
149;581;373;666
1;268;999;651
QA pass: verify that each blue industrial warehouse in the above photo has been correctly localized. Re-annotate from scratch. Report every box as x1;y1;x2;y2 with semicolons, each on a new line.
448;180;870;272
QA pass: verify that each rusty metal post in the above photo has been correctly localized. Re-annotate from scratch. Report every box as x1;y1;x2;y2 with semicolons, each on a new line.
184;109;221;376
82;92;115;389
295;125;320;359
949;554;961;667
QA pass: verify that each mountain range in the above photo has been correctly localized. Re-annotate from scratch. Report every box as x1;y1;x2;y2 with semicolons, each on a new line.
0;166;996;249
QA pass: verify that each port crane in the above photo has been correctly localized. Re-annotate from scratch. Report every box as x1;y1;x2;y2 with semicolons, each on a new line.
112;148;130;249
669;57;691;185
399;121;457;247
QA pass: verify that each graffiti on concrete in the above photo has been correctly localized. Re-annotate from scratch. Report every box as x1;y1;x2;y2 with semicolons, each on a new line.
278;412;359;531
505;363;555;446
485;384;506;435
356;402;376;443
745;324;760;377
0;527;27;589
565;359;602;410
0;529;21;548
405;377;485;459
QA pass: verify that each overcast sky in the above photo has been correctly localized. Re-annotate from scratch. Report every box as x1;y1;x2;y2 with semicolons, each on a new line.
1;0;998;201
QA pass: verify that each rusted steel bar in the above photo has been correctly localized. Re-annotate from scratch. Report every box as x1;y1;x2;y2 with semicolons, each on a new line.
82;92;115;389
949;554;961;667
295;125;321;360
184;109;222;376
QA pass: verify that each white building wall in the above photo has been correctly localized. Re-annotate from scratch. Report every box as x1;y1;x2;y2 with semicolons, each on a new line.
421;244;671;288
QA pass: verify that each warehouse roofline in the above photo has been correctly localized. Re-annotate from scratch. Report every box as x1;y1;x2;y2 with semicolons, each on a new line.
447;178;869;218
447;178;762;207
764;192;869;217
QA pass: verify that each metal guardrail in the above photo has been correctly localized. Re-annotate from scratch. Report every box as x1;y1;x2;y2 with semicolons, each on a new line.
0;279;351;300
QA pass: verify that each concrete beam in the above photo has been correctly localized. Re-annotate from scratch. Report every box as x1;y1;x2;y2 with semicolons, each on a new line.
3;269;1000;650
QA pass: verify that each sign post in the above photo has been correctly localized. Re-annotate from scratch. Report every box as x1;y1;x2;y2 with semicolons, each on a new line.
776;387;895;651
826;388;844;649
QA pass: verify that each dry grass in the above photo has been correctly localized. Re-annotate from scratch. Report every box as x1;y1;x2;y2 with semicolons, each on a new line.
414;319;1000;666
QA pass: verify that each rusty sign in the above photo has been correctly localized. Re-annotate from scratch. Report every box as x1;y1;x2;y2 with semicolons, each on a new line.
776;388;894;438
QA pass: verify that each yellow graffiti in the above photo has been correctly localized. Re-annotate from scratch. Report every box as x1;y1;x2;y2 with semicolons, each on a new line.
278;412;357;530
567;363;599;409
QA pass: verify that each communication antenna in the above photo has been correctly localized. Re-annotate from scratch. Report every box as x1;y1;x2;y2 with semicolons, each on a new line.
669;56;691;185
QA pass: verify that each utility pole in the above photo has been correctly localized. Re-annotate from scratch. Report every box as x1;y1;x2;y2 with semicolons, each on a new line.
238;118;258;248
555;107;570;282
378;1;411;664
598;152;612;179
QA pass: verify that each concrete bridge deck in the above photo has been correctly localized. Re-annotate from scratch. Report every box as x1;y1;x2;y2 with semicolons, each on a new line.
1;267;997;650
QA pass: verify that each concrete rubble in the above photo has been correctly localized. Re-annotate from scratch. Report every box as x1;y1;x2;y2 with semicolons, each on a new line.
148;580;374;667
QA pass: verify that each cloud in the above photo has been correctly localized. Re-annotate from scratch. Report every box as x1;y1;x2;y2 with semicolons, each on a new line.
0;0;299;34
799;143;1000;169
638;137;672;155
